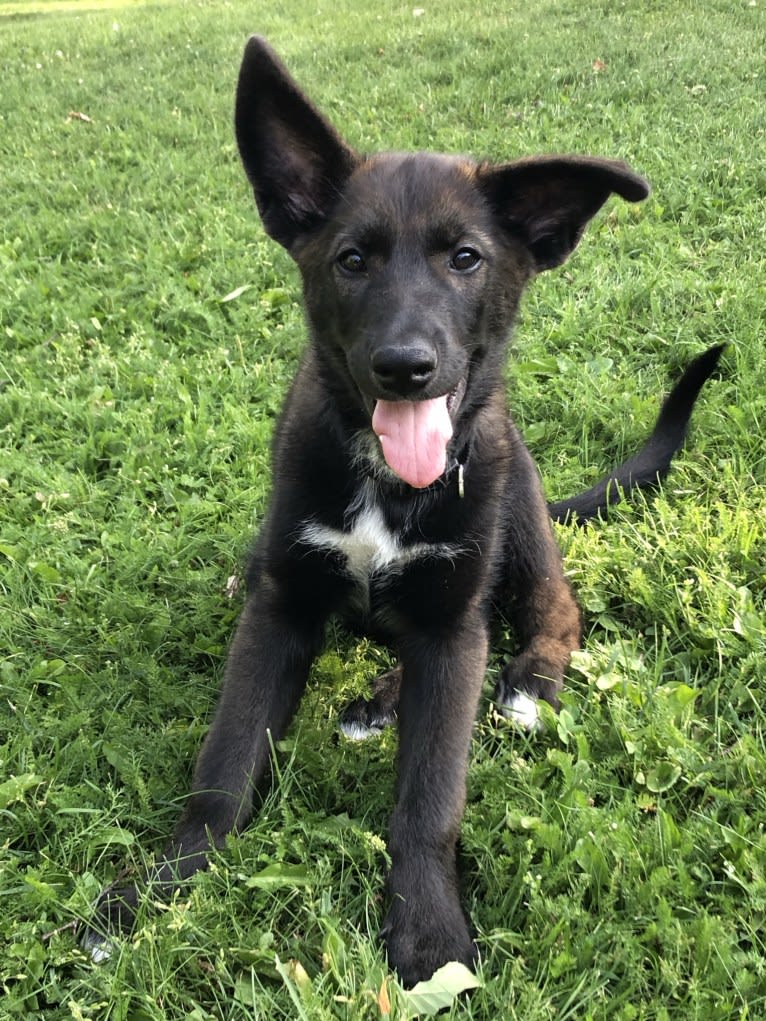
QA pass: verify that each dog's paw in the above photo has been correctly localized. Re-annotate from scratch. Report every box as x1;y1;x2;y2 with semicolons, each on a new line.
339;664;401;740
381;892;477;988
339;695;397;739
81;926;115;964
498;688;543;732
81;883;139;962
495;654;562;732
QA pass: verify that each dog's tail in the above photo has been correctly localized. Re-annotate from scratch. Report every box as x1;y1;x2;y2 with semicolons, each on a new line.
548;344;725;524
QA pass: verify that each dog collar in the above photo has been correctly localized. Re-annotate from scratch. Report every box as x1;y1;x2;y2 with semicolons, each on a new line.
444;438;471;497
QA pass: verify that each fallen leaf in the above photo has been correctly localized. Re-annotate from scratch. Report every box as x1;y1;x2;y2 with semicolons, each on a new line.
244;862;311;888
377;976;391;1016
66;111;93;123
398;961;482;1017
285;958;312;993
592;59;607;73
220;283;252;303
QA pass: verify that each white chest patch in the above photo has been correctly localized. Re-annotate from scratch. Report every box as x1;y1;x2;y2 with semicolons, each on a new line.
297;480;460;590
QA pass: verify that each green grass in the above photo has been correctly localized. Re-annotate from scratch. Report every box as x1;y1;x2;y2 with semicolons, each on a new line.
1;0;765;1017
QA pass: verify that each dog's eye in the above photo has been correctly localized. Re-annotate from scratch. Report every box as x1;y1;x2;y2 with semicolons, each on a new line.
337;249;367;274
450;247;482;273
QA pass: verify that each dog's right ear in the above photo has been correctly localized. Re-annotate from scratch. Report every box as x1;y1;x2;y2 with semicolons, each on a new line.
235;37;360;250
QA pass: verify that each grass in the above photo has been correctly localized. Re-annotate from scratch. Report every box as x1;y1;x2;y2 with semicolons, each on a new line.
1;0;765;1017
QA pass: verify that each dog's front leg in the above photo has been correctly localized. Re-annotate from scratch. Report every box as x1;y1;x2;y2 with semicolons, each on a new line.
85;580;324;947
383;611;488;986
173;584;325;856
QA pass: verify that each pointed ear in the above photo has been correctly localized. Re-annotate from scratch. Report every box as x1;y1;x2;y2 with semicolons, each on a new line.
478;156;650;271
235;37;360;250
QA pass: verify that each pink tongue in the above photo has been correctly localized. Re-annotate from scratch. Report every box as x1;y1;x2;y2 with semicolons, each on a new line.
372;396;453;488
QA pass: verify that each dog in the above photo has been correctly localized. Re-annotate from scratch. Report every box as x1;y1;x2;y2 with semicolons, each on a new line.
84;36;723;986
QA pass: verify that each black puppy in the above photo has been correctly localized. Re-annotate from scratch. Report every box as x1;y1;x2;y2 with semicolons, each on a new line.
85;37;722;985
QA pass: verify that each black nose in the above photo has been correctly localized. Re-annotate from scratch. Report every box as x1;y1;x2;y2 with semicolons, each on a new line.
371;344;437;394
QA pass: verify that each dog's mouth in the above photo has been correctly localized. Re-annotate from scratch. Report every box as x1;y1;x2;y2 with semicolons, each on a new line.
370;380;466;489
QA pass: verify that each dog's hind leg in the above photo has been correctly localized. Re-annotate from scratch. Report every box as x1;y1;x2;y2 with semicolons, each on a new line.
494;438;581;731
339;664;402;739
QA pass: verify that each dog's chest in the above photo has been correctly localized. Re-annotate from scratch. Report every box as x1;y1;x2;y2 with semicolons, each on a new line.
297;480;460;609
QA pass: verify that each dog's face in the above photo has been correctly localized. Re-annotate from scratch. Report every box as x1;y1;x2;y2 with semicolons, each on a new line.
294;150;534;485
300;152;501;406
235;37;649;487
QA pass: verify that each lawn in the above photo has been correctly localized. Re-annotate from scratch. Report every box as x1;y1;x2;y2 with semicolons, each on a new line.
1;0;765;1018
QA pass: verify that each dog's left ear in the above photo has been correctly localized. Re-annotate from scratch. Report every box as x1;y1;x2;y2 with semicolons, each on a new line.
235;36;360;250
479;156;650;271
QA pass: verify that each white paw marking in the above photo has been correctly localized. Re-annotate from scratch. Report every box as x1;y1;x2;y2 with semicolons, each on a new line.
502;691;543;733
88;938;114;964
339;718;384;741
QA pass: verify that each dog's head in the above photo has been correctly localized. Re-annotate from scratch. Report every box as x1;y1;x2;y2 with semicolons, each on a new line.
235;37;649;488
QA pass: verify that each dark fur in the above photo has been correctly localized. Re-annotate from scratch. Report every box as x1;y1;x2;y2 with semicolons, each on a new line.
84;38;722;985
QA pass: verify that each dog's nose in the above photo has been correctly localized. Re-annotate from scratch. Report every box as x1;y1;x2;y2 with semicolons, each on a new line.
371;344;437;394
